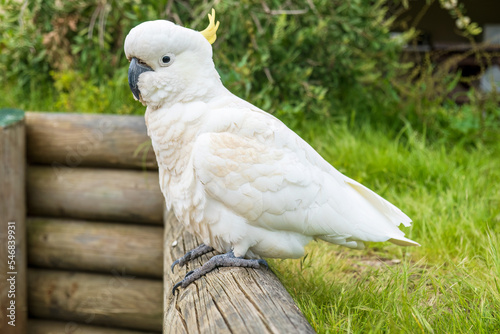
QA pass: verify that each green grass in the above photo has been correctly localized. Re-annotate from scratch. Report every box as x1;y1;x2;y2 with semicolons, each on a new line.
268;121;500;333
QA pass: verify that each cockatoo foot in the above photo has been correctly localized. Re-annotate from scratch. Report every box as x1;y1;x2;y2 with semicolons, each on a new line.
172;251;268;295
171;243;215;273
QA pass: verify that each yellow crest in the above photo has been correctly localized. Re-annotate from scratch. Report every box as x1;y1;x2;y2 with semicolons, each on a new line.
200;9;220;44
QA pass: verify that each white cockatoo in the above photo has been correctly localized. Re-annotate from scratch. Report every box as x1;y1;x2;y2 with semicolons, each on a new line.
124;10;419;293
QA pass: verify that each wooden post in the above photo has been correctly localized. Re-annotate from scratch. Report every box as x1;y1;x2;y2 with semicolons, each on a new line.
163;210;315;334
0;109;27;333
28;269;163;332
27;218;163;278
28;319;157;334
26;166;163;224
25;112;157;170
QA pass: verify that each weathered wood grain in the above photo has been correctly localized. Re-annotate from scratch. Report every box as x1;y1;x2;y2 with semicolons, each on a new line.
163;210;315;334
25;112;157;170
28;319;160;334
28;269;163;331
0;109;28;334
27;166;163;224
27;217;163;278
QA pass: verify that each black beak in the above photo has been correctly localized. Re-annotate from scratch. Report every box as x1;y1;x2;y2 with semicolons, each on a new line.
128;57;153;100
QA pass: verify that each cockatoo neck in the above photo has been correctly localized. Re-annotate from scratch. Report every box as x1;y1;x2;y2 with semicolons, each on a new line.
139;64;226;110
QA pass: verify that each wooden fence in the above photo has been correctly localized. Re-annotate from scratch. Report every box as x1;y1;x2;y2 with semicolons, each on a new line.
0;110;314;333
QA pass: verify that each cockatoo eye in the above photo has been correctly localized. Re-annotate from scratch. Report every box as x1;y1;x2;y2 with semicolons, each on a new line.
159;54;175;67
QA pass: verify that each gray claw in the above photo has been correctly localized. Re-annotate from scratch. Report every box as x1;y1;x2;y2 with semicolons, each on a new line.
171;259;181;273
170;244;215;273
258;259;269;269
172;281;183;295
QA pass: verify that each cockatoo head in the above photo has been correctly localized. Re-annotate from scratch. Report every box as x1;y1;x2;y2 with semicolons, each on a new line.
124;9;221;108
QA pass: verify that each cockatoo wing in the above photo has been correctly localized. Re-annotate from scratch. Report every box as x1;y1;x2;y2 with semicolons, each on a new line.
192;107;418;253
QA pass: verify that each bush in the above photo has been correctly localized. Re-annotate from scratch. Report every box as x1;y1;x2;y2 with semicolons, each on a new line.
0;0;408;116
0;0;498;145
0;0;163;87
215;0;412;119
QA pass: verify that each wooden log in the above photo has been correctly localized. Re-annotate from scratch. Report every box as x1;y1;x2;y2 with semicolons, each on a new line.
25;112;157;170
27;218;163;278
163;210;315;334
28;319;159;334
28;269;163;332
27;166;163;225
0;109;28;333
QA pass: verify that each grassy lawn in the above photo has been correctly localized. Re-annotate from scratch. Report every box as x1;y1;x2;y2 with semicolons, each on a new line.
269;121;500;333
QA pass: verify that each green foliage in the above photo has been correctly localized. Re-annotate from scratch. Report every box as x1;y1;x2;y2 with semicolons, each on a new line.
50;70;142;115
0;0;167;88
0;0;499;144
0;0;409;117
214;0;412;118
0;0;50;89
438;0;483;37
391;56;500;145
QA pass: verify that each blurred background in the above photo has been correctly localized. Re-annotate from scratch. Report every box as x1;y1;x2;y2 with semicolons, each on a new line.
1;0;500;145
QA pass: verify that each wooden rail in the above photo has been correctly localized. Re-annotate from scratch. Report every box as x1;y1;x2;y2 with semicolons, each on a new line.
164;210;315;334
25;112;157;169
28;269;162;331
27;166;163;224
28;319;155;334
0;109;28;334
27;218;163;278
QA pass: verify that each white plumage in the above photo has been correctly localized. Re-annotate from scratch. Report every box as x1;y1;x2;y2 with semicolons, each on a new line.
124;15;419;261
